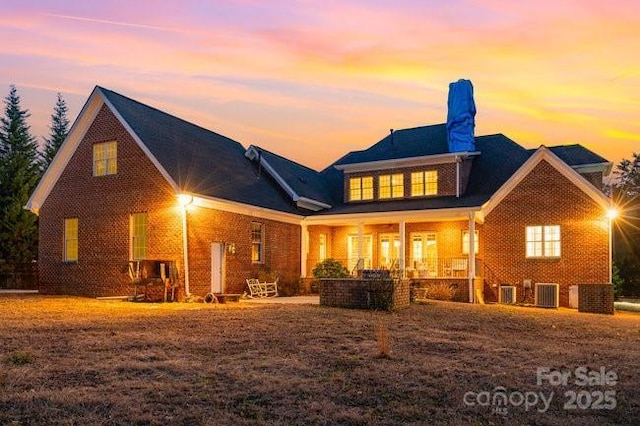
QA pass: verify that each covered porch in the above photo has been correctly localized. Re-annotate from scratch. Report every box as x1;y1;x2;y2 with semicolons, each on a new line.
301;207;485;302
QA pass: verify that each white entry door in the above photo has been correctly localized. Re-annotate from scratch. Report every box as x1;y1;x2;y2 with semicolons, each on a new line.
211;242;224;294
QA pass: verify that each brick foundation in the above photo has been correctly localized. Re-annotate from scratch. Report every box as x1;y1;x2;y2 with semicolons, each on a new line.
578;284;614;315
319;279;410;310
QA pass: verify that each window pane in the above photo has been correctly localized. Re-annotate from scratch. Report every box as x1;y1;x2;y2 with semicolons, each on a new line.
392;174;404;197
349;178;361;201
362;177;373;200
131;213;148;260
64;218;78;262
425;171;438;195
251;222;263;263
411;172;424;196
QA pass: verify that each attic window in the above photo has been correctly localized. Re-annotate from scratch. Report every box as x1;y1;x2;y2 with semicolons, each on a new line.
349;177;373;201
379;174;404;199
93;141;117;176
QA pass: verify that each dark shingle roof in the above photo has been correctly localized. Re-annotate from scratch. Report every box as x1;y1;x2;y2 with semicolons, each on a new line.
99;87;301;214
546;145;609;166
251;146;334;206
334;124;450;165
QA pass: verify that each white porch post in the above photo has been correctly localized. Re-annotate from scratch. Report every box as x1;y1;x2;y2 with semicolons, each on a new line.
301;223;309;278
399;220;406;277
468;212;476;303
357;222;364;269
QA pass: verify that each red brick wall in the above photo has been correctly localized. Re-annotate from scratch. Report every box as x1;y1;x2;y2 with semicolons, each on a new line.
578;283;614;314
38;104;301;298
187;208;300;296
579;171;604;190
483;160;609;307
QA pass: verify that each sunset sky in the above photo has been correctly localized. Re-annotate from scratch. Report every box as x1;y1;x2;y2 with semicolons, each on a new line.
1;0;639;172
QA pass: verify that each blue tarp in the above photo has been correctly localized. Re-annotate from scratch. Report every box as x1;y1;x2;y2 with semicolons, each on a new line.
447;79;476;153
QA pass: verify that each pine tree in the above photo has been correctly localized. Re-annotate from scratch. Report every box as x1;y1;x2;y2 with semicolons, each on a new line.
0;85;40;272
42;93;70;170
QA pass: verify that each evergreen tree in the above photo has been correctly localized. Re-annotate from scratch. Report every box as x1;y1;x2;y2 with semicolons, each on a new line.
0;85;40;271
611;152;640;296
42;93;70;170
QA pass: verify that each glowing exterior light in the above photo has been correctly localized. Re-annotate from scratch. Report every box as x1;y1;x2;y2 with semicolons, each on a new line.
606;209;618;220
178;193;193;206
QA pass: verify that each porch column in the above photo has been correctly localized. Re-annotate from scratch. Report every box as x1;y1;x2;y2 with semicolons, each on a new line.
468;212;476;303
357;222;364;269
399;220;406;277
301;223;309;278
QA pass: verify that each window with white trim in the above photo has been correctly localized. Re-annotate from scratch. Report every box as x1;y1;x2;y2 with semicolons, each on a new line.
131;213;148;260
411;170;438;196
349;176;373;201
64;218;78;262
462;230;479;255
93;141;117;176
379;173;404;199
251;222;264;263
526;225;560;258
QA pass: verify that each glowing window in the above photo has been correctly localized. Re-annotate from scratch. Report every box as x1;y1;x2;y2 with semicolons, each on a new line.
251;222;264;263
411;171;438;196
349;176;373;201
318;233;327;262
93;141;117;176
379;173;404;199
526;225;560;258
462;230;479;255
131;213;148;260
64;218;78;262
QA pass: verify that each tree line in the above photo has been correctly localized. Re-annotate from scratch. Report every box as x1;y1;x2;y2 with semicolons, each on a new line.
0;85;69;279
0;84;638;295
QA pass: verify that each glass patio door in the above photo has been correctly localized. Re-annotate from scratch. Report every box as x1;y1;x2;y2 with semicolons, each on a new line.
379;234;399;268
347;235;372;272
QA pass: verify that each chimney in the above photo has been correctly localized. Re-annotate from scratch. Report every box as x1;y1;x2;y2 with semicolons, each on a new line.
446;79;476;153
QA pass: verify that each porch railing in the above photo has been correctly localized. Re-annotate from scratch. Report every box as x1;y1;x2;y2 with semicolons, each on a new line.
307;257;483;279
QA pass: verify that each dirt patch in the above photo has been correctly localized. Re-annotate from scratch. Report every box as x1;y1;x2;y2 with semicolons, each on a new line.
1;295;639;425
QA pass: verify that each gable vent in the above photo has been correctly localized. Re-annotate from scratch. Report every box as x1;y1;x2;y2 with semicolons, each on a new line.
499;286;516;304
535;283;559;308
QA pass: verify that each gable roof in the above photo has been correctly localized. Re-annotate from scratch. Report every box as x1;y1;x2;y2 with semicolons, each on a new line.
27;86;304;215
546;144;609;167
245;145;333;210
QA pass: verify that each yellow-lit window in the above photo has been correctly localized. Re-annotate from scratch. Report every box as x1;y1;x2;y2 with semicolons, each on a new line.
131;213;148;260
251;222;263;263
379;173;404;199
93;141;117;176
349;176;373;201
411;170;438;196
462;230;479;255
64;218;78;262
526;225;560;258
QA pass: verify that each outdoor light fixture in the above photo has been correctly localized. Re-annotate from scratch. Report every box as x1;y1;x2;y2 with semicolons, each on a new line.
226;242;236;254
606;208;619;220
178;193;194;206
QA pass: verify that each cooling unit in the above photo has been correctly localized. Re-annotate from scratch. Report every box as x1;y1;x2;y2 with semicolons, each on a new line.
535;283;559;308
499;286;517;304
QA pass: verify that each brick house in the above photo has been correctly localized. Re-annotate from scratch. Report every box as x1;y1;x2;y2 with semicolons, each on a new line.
26;85;614;307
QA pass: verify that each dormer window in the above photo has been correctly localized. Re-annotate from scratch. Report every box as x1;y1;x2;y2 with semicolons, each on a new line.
349;176;373;201
379;173;404;199
411;170;438;196
93;141;117;176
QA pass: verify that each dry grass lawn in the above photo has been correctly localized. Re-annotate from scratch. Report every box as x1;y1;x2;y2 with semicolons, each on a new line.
1;295;639;425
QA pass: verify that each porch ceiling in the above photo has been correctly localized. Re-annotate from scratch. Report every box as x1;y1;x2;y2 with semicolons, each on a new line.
302;207;483;226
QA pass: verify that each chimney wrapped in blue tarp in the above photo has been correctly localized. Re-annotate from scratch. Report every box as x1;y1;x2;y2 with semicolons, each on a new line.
447;79;476;153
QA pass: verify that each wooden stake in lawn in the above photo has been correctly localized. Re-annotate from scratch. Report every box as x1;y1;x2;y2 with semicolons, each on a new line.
374;319;392;359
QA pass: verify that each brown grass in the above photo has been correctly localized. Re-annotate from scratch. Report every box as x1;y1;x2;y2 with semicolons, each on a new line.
1;295;639;425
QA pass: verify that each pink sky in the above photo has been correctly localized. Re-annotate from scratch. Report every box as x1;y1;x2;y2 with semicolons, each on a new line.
1;0;639;171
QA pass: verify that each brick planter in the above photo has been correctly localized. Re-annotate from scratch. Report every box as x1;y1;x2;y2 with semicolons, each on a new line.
319;278;410;311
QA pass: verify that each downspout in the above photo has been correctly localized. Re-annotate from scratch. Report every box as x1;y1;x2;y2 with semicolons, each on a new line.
468;211;476;303
456;155;461;198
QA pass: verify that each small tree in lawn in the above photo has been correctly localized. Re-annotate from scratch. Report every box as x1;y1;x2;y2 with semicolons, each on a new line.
41;93;70;170
0;85;40;272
